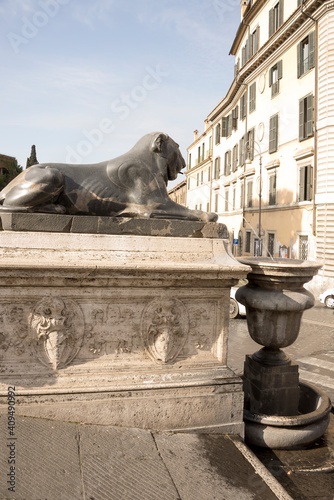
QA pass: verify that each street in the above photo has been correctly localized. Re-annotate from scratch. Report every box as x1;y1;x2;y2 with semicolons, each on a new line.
228;302;334;402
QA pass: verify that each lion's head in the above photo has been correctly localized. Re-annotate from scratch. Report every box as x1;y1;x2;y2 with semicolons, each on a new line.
149;132;186;184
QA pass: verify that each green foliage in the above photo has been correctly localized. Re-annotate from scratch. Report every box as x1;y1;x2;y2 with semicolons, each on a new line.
0;158;23;190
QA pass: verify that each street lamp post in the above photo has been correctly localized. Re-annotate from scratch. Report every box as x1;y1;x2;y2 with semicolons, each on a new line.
246;139;263;257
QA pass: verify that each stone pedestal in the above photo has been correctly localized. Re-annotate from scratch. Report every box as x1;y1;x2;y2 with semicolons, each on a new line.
243;355;300;416
0;216;249;434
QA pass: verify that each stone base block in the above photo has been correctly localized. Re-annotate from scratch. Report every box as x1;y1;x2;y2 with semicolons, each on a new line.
243;355;300;416
0;228;249;433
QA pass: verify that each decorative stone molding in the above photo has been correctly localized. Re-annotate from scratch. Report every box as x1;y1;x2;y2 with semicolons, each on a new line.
30;296;84;369
293;147;314;161
265;159;280;171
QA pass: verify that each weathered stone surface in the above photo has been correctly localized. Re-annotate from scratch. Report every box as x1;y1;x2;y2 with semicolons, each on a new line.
243;355;300;416
0;231;249;433
0;212;228;237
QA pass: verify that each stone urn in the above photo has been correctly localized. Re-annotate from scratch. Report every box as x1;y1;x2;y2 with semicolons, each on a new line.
236;258;332;449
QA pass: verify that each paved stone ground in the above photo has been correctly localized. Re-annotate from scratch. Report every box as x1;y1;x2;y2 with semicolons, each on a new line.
0;415;289;500
251;413;334;500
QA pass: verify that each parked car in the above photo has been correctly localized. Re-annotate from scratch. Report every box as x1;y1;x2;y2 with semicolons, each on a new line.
319;289;334;309
230;281;247;319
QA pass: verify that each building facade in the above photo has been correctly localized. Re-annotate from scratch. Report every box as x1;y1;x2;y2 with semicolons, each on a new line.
186;0;334;290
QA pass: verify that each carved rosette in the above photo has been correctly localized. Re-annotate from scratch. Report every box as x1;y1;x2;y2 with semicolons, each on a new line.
141;299;189;364
30;297;84;369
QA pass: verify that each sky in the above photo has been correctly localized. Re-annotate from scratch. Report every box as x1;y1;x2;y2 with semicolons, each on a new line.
0;0;241;184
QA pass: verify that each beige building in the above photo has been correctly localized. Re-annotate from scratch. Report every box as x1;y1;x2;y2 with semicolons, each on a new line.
186;0;334;290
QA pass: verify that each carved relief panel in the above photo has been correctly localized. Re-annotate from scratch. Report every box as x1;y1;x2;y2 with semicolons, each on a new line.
29;296;84;369
141;298;189;364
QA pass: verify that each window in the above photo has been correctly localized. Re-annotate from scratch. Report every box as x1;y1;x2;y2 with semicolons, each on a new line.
247;180;253;207
232;144;238;172
241;27;260;66
239;135;246;165
208;166;211;182
299;94;313;141
187;177;191;189
196;172;199;186
232;186;236;210
197;146;201;164
188;153;192;170
240;92;247;120
201;143;205;162
225;189;229;211
200;170;204;185
249;82;256;113
224;150;231;176
269;114;279;153
299;165;312;201
215;123;221;145
209;136;212;156
234;58;240;78
299;235;309;260
232;105;239;130
297;32;315;78
245;231;251;253
214;192;219;212
214;157;221;179
222;115;232;137
247;129;255;160
269;173;277;205
240;182;244;209
269;60;282;97
267;232;275;257
269;1;283;37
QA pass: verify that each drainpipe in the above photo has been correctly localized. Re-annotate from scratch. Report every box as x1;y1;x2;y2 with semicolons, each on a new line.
300;0;317;239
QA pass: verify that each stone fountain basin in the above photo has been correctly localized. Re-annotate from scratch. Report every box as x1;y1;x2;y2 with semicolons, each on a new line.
244;382;332;449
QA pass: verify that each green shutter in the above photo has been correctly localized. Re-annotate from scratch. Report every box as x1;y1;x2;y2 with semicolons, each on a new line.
309;31;315;70
269;8;274;37
306;165;312;200
306;94;313;137
269;115;278;153
297;41;303;78
279;0;283;28
277;59;283;79
299;98;304;140
221;117;228;137
299;166;305;201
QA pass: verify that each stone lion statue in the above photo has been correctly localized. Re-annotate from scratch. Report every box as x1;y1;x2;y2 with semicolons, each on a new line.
0;132;217;222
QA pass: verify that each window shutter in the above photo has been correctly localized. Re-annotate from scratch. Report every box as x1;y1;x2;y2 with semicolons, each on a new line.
279;1;283;28
277;60;283;79
297;41;303;78
240;183;244;209
208;166;211;182
242;46;246;66
269;115;278;153
306;165;312;200
299;166;305;201
248;129;255;160
228;114;232;136
299;98;304;140
269;67;273;87
221;117;228;137
309;31;315;70
269;8;274;37
254;27;259;53
306;94;313;137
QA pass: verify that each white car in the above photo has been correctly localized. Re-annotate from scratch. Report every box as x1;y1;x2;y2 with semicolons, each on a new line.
319;289;334;309
230;284;247;319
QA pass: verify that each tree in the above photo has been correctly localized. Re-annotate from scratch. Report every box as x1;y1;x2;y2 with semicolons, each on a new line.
0;157;23;190
26;145;38;168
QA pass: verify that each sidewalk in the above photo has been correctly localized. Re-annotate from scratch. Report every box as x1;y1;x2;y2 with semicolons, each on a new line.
0;415;292;500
